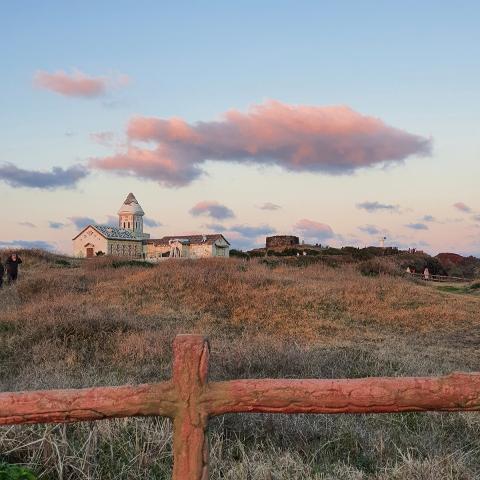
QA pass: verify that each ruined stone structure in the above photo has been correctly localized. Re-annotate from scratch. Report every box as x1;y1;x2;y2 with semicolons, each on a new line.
266;235;300;249
72;193;230;259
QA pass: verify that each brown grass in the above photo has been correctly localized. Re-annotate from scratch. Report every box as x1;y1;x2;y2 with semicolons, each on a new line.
1;250;480;478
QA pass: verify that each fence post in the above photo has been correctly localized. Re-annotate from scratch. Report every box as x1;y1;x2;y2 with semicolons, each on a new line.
172;334;210;480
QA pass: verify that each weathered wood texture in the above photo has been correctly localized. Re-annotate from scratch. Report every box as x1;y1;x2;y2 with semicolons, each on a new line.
172;335;210;480
0;382;177;425
1;334;480;479
204;374;480;415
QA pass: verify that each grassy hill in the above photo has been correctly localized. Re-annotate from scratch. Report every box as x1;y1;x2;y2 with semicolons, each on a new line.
237;245;480;279
1;250;480;479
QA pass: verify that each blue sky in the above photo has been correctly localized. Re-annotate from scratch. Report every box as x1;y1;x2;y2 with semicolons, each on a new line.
1;1;479;254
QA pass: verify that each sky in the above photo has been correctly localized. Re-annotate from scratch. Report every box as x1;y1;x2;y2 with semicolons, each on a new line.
1;1;479;255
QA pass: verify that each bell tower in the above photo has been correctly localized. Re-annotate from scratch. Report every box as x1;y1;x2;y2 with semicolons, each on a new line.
117;193;149;238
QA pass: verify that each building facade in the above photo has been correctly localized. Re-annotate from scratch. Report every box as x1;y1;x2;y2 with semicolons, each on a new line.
144;235;230;260
72;193;230;259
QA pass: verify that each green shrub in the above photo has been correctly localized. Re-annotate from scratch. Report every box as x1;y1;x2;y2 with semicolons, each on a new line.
111;260;154;269
54;259;72;267
229;249;249;258
0;463;37;480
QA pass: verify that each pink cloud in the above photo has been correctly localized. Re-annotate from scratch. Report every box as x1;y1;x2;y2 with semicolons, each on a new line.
294;219;334;240
453;202;472;213
91;100;431;186
189;201;235;220
34;70;129;98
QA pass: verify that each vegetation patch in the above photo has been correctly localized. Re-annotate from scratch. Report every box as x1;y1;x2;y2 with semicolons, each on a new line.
0;463;36;480
1;251;480;478
437;283;480;295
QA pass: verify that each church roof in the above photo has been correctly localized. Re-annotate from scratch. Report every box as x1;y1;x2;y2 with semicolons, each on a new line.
93;225;142;240
145;234;230;246
118;192;145;216
124;192;137;205
72;224;143;241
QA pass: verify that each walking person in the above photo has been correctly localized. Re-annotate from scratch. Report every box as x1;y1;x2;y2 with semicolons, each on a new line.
5;253;22;284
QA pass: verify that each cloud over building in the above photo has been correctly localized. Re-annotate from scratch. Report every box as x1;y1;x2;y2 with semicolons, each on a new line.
91;101;431;186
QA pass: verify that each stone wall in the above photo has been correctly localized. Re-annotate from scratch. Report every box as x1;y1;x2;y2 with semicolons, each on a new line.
266;235;300;249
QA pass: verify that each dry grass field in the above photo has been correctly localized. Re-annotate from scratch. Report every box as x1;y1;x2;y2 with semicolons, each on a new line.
1;250;480;479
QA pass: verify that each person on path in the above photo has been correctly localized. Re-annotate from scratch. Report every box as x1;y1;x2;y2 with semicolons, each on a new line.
423;267;430;281
5;253;22;284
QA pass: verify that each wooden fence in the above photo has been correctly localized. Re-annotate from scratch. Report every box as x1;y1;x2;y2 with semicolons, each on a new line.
1;334;480;479
407;272;471;283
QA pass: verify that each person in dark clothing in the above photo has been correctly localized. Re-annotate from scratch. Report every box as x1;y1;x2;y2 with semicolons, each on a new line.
5;253;22;284
0;260;4;288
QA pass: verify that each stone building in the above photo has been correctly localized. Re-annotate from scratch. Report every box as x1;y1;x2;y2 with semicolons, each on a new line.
145;235;230;260
72;193;230;259
72;193;149;258
266;235;300;249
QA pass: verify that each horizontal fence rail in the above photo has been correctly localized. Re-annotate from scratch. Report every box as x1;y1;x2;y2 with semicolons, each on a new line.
1;334;480;479
407;272;471;283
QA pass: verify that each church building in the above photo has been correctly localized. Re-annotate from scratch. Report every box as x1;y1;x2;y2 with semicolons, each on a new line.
72;193;230;259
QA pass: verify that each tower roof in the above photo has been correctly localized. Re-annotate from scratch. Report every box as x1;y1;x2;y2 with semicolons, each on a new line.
118;192;145;215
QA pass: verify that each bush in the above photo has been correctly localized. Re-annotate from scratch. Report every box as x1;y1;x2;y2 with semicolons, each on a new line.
0;463;36;480
322;247;343;256
229;249;249;259
358;258;399;277
111;260;154;269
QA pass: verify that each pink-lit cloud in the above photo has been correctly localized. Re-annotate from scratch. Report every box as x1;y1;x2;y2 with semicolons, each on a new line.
189;201;235;220
34;70;129;98
91;101;431;186
453;202;472;213
294;219;334;240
